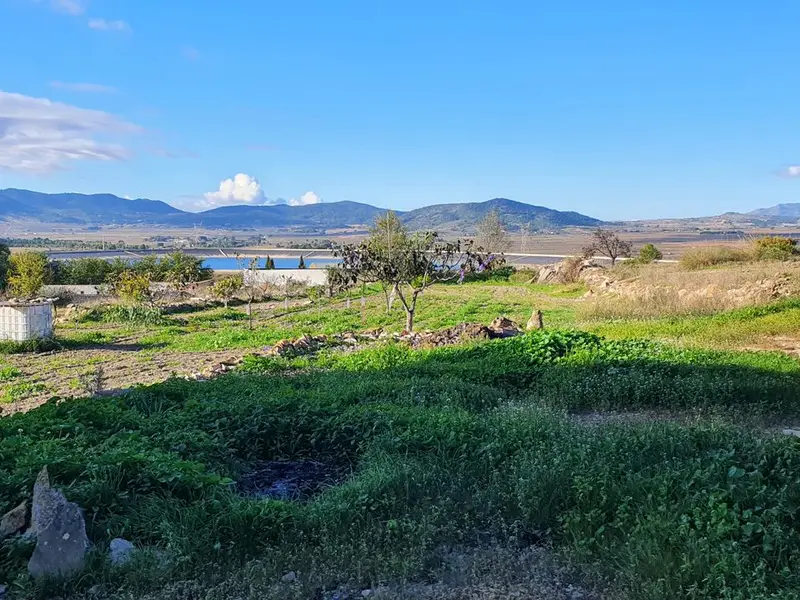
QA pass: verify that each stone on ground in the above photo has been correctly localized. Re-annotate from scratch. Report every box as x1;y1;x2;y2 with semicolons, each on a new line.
28;501;90;579
26;466;90;579
0;501;27;539
109;537;136;565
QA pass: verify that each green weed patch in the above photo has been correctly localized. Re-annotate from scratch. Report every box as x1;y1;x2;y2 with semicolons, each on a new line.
1;331;800;598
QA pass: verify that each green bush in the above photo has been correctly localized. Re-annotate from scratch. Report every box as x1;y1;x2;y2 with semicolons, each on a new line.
753;236;797;261
7;251;50;298
51;258;114;285
636;243;663;263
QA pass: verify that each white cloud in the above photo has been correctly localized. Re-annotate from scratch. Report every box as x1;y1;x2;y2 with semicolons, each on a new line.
0;90;140;173
50;0;85;15
204;173;266;207
88;18;130;31
50;81;117;94
173;175;326;212
785;165;800;177
287;191;323;206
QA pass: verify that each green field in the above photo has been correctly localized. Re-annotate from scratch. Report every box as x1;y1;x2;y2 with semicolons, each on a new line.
1;273;800;599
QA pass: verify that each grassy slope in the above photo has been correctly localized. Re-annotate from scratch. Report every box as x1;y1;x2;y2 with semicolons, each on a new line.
1;331;799;599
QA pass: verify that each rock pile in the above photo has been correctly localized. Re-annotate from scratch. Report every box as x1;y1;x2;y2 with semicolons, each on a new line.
535;259;604;284
0;466;143;586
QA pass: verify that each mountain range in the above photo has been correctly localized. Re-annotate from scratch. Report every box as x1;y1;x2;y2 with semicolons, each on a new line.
0;189;604;232
0;188;797;232
748;203;800;219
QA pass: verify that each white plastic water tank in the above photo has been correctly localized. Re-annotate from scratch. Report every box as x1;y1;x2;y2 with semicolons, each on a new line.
0;302;54;341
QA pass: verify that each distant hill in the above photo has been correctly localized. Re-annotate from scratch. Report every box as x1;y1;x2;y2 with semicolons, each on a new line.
401;198;603;232
0;188;183;225
0;188;603;232
749;203;800;219
174;201;387;230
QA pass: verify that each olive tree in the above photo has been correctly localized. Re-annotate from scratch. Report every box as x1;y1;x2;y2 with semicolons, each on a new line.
368;211;408;312
333;232;481;332
476;209;509;253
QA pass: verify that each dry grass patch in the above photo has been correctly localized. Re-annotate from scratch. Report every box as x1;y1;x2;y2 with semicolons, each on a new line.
580;261;800;320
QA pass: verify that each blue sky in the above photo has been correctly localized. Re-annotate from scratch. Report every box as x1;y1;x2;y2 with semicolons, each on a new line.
0;0;799;219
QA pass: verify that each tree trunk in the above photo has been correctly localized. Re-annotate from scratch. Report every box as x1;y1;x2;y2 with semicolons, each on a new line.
389;283;398;311
224;298;229;309
360;295;366;324
405;308;414;333
381;284;391;314
403;290;420;333
247;300;253;330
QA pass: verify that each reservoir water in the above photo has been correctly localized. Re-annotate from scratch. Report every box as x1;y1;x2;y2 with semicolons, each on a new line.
201;257;339;270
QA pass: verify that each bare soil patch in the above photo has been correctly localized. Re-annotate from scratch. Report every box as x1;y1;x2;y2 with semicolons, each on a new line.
1;347;252;415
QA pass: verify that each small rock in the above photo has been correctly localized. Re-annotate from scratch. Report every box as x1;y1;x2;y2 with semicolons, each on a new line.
361;590;373;597
281;571;297;583
0;501;27;540
0;584;7;600
526;309;544;331
109;537;135;565
488;316;522;338
781;428;800;437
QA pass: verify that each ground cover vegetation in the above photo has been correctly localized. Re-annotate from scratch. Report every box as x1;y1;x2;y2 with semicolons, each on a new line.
0;222;799;599
1;329;800;600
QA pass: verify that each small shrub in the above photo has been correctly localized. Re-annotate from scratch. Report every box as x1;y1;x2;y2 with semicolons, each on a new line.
0;365;21;380
636;243;663;264
101;304;168;326
465;265;516;282
753;236;797;261
679;246;752;270
212;274;244;308
0;337;58;354
108;270;153;304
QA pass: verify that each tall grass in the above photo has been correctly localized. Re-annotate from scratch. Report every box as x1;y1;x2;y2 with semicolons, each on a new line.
580;261;800;321
679;245;753;270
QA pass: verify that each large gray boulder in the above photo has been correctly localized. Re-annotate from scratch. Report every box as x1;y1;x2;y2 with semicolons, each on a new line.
28;502;89;578
29;466;67;536
27;467;89;579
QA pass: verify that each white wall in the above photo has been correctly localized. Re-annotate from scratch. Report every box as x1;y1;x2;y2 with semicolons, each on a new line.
42;285;105;297
244;269;328;286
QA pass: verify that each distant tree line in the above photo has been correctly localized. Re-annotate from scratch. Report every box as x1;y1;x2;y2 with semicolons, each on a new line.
0;237;147;251
0;248;212;299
